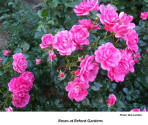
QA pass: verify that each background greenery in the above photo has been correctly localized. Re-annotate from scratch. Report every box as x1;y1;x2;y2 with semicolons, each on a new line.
0;0;148;111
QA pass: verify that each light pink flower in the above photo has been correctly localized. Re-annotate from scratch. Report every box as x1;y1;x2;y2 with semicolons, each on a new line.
8;72;34;93
12;92;30;108
48;52;56;62
95;42;121;71
53;30;76;56
70;25;89;49
74;0;99;16
125;30;138;52
3;50;11;56
78;19;100;30
40;34;54;49
97;4;119;32
108;49;135;82
80;55;99;82
36;59;42;65
140;12;148;20
131;108;146;112
12;53;28;73
66;77;89;102
0;57;2;62
106;94;117;107
5;107;13;112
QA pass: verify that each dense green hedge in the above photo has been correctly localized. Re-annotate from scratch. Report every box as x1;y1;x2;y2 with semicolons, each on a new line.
0;0;148;111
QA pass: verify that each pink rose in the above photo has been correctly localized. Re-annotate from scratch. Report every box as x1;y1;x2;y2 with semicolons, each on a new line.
3;50;11;56
75;69;80;76
66;77;89;102
8;72;34;93
70;25;89;48
59;72;64;78
0;57;2;62
12;53;28;73
106;94;117;107
36;59;42;65
95;42;121;71
5;107;13;112
74;0;99;16
48;52;56;62
131;108;146;112
80;55;99;82
146;49;148;54
78;19;100;30
108;49;135;82
40;34;54;49
97;4;119;32
140;12;148;20
53;30;76;56
125;30;138;52
12;91;30;108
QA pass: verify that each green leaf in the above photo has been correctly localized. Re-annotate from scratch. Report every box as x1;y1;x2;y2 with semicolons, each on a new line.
91;82;103;91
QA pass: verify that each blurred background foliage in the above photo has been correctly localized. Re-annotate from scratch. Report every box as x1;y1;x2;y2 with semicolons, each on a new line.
0;0;148;111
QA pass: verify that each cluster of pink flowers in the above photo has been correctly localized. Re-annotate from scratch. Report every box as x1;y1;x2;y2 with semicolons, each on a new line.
12;53;28;73
40;24;91;56
140;12;148;20
66;55;99;101
97;4;138;53
8;72;34;108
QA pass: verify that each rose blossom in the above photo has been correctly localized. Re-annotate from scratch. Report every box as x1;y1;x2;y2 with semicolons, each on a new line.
40;34;54;49
53;30;76;56
80;55;99;82
8;72;34;93
3;50;11;56
74;0;99;16
125;30;138;52
66;77;89;102
70;25;89;49
106;94;117;107
12;91;30;108
131;108;146;112
0;57;2;62
59;72;64;78
12;53;28;73
97;4;119;32
108;49;135;82
48;52;56;62
75;69;80;76
5;107;13;112
140;12;148;20
95;42;121;71
36;59;42;65
78;19;100;30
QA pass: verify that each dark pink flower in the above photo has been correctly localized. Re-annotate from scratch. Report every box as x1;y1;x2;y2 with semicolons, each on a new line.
53;30;76;55
0;57;2;62
12;91;30;108
66;77;89;102
80;55;99;82
48;52;56;62
40;34;54;49
95;42;121;71
70;25;90;49
12;53;28;73
140;12;148;20
131;108;146;112
3;50;11;56
106;94;117;107
74;0;99;16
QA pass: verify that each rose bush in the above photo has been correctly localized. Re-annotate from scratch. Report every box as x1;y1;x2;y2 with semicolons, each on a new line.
0;0;148;111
